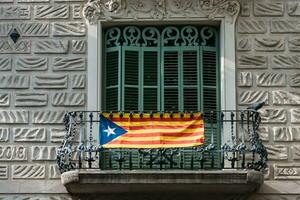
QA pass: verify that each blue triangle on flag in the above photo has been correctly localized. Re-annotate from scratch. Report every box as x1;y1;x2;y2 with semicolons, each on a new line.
99;115;127;145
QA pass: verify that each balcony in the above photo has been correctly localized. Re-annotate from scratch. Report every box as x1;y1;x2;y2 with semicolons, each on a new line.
56;106;268;197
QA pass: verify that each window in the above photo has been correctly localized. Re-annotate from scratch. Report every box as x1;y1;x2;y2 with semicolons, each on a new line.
103;25;220;113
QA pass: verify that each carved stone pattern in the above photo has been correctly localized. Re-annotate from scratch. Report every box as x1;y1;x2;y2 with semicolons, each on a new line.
0;111;28;124
13;128;46;142
0;128;9;142
238;72;252;87
0;57;12;71
0;6;30;19
260;109;287;124
53;57;86;71
0;40;31;54
236;38;251;51
240;2;250;17
33;75;67;89
31;146;57;161
273;91;300;105
34;5;69;19
289;73;300;87
256;72;286;87
272;55;300;69
72;40;86;54
0;146;27;161
50;128;66;143
71;74;86;89
82;0;241;24
254;2;284;16
288;2;300;16
0;24;13;36
53;22;86;36
0;75;29;89
292;146;300;160
265;145;288;160
52;92;85;106
289;37;300;52
16;57;48;71
271;21;300;33
237;55;267;69
257;127;269;142
34;40;68;54
0;93;9;107
238;20;266;34
239;90;268;105
32;111;65;124
73;4;83;19
12;165;45;179
291;109;300;124
254;37;285;52
15;93;48;107
49;164;61;179
18;23;50;36
274;165;300;180
0;165;8;179
273;127;293;142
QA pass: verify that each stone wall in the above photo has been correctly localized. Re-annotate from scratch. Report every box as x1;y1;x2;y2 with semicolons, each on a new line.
0;0;87;198
0;0;300;199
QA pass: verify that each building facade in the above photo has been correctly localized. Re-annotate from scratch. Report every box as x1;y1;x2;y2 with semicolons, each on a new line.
0;0;300;199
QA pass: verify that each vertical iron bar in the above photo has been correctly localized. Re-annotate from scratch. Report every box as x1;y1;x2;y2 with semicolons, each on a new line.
241;111;245;169
78;112;83;169
231;112;235;169
88;112;93;169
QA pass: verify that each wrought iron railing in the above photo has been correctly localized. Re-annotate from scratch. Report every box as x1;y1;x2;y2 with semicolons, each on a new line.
56;107;268;173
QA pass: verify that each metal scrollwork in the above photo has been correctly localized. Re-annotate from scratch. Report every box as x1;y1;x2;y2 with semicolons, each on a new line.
200;26;217;46
123;26;141;46
105;27;121;47
162;27;180;46
181;26;198;46
142;27;160;47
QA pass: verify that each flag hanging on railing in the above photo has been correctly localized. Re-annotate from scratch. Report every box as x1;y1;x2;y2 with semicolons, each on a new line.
99;113;204;148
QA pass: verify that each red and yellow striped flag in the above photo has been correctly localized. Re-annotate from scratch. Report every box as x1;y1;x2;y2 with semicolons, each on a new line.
101;112;204;148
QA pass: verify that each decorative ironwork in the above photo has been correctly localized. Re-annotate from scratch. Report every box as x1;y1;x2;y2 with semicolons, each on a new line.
57;103;268;173
82;0;240;24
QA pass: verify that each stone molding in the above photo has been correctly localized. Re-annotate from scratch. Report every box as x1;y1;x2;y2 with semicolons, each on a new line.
82;0;240;24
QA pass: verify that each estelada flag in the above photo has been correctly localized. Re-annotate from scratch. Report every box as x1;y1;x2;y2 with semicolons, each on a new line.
99;112;204;148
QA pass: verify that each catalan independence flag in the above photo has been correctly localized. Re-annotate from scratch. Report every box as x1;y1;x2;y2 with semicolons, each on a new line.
99;113;204;148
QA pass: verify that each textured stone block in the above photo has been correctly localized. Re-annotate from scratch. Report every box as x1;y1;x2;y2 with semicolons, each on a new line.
53;57;86;71
273;127;293;142
273;90;300;105
271;20;300;33
53;22;86;36
0;24;13;36
238;20;266;34
34;5;69;19
292;146;300;160
291;109;300;124
19;0;49;2
16;57;48;71
272;55;300;69
0;40;31;54
289;37;300;52
239;91;268;105
33;75;67;89
256;72;286;87
72;4;82;19
0;75;29;89
32;111;65;124
12;165;45;179
0;94;9;107
15;93;47;107
236;38;251;51
289;73;300;87
254;37;285;52
288;2;300;16
49;164;61;179
0;146;27;161
71;74;86;89
254;2;284;16
237;55;267;69
274;165;300;180
238;72;252;87
31;146;56;160
0;6;30;19
13;128;46;142
0;128;9;142
72;40;86;54
34;40;68;54
17;23;50;37
258;127;269;142
52;92;85;107
260;109;287;124
266;145;288;160
0;166;8;179
50;128;65;143
0;57;12;71
0;111;28;124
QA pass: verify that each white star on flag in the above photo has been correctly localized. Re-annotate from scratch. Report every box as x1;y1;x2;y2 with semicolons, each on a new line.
104;126;116;137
